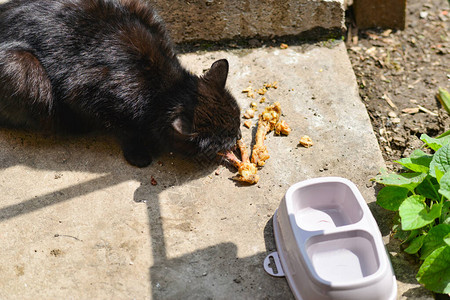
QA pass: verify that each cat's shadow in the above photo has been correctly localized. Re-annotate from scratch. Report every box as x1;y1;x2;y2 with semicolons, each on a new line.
0;128;218;292
0;128;215;221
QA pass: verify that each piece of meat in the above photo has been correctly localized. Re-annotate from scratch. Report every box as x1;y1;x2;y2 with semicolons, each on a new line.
299;135;313;148
221;139;259;184
233;162;259;184
220;101;289;184
275;120;291;135
243;109;255;119
251;120;270;167
261;102;281;130
251;102;281;166
237;138;250;163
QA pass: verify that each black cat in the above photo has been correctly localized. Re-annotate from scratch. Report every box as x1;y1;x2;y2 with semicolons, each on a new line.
0;0;241;167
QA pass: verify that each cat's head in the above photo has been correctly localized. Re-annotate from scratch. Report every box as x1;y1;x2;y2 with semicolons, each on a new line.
171;59;242;161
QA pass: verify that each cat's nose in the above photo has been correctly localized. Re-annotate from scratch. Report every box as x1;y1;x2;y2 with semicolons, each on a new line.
237;130;242;140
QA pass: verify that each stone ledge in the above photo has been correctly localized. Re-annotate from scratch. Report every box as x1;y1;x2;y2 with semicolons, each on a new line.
150;0;346;43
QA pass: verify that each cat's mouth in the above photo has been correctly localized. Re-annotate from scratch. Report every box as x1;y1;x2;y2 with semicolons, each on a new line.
168;123;241;164
190;134;239;162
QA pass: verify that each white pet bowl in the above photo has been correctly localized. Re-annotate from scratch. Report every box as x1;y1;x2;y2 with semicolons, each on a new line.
264;177;397;300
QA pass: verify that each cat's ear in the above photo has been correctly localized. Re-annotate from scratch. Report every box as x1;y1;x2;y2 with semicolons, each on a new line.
172;117;192;136
204;59;229;88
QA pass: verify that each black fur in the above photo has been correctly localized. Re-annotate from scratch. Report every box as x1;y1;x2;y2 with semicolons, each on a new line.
0;0;241;167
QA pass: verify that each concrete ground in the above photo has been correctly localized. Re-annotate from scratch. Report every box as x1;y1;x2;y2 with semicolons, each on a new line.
0;42;432;299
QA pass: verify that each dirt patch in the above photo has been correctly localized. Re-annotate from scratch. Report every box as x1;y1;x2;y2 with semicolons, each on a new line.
15;265;24;277
50;249;64;257
346;0;449;172
346;1;449;298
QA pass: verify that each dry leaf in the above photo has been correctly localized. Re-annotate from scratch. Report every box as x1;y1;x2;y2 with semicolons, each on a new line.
402;107;420;114
381;29;392;37
418;105;438;116
382;93;397;109
365;47;377;55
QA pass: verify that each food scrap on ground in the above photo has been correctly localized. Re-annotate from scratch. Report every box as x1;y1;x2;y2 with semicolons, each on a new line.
275;120;291;136
299;135;313;148
280;43;289;49
241;86;255;98
243;120;252;128
242;82;279;104
221;140;259;184
241;86;252;93
243;109;255;119
222;100;292;184
257;88;267;95
251;102;282;167
263;82;278;89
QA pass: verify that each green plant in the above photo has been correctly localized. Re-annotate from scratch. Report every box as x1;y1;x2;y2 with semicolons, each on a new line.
437;87;450;115
373;131;450;294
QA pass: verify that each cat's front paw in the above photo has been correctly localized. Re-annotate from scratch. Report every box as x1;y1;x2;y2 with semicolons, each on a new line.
123;148;153;168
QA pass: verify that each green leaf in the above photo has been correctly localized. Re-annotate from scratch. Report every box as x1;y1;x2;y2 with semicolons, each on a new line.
399;195;442;230
439;172;450;200
437;130;450;139
442;201;450;225
394;229;409;241
373;172;428;192
402;229;420;244
416;177;440;201
437;87;450;115
396;149;433;173
417;245;450;294
421;134;450;151
421;224;450;259
393;222;410;242
376;186;409;211
436;167;445;183
444;233;450;246
405;234;426;254
429;145;450;178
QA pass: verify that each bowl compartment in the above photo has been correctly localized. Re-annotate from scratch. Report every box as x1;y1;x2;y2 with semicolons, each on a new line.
291;181;364;231
306;230;380;284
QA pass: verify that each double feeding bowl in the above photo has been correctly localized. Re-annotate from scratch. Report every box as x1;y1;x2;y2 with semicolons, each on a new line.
264;177;397;300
